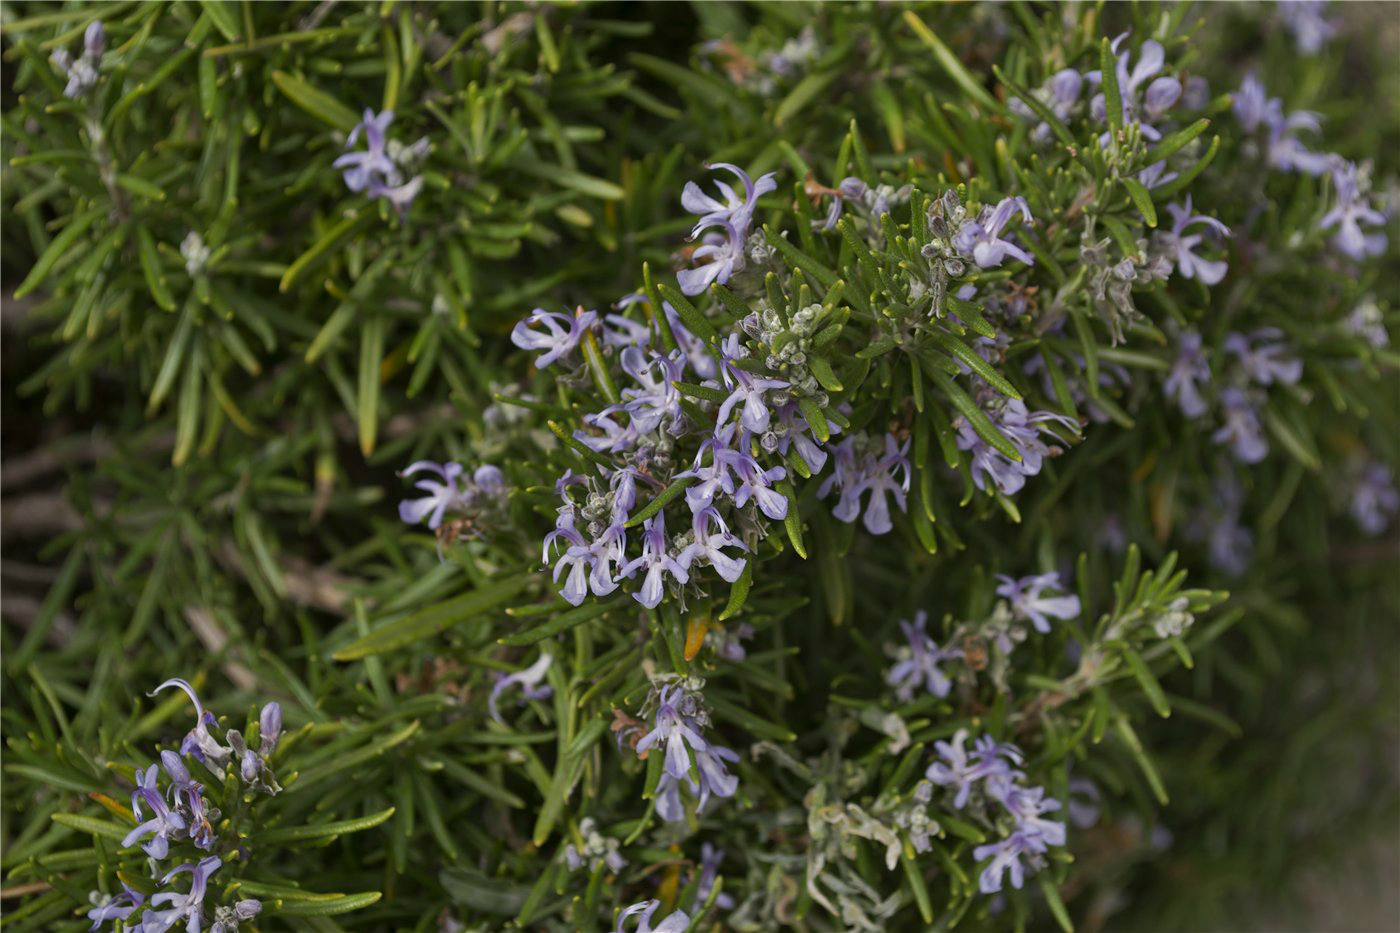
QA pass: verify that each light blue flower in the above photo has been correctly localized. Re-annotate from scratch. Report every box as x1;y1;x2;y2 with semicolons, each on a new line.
488;654;554;724
1225;328;1302;386
1163;196;1231;285
995;572;1081;633
1164;329;1211;418
135;856;221;933
511;307;599;368
681;162;776;241
954;196;1035;268
614;899;691;933
1213;388;1268;464
620;512;689;609
677;507;748;584
885;610;962;702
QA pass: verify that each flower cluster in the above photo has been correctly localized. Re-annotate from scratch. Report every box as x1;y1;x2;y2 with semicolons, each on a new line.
885;611;962;702
925;730;1066;894
50;22;104;99
334;109;429;213
397;459;509;548
89;679;277;933
679;162;777;295
954;387;1078;497
819;433;911;534
633;683;739;822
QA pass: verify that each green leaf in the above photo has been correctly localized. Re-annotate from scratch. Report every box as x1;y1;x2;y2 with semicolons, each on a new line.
333;575;534;660
276;892;384;916
761;227;839;289
197;0;241;42
516;160;625;200
1121;177;1157;228
260;806;396;844
271;70;358;132
1122;649;1171;718
136;227;176;311
626;476;697;528
1100;37;1123;133
1152;136;1221;201
357;314;385;456
929;371;1021;463
498;595;629;647
902;853;935;925
776;480;806;558
797;397;830;442
1040;874;1075;933
1114;717;1169;804
903;11;1006;115
51;813;129;842
930;333;1021;399
14;208;99;298
775;70;839;128
280;211;374;292
655;282;717;343
808;355;843;392
993;65;1074;147
1143;117;1211;166
718;560;753;621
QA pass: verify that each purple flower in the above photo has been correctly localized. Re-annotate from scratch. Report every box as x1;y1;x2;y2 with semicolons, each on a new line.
1067;776;1102;829
259;702;282;757
677;507;747;584
953;197;1035;268
679;223;746;296
614;900;691;933
620;512;689;609
135;856;221;933
997;784;1067;848
995;572;1081;633
636;685;709;780
1267;110;1333;176
1320;160;1388;260
1162;196;1231;285
773;401;839;473
1225;328;1302;386
488;653;554;724
955;395;1077;497
1087;36;1179;143
682;162;777;241
398;460;465;529
511;307;599;368
818;177;874;230
52;22;104;99
677;425;741;513
1009;68;1082;142
160;750;215;850
333;109;427;212
1351;462;1399;535
1212;388;1269;464
926;729;1024;809
1164;329;1211;418
692;843;736;910
695;742;741;812
818;434;910;534
123;764;186;859
654;769;696;823
543;514;624;606
972;831;1048;895
731;445;788;521
1233;74;1279;134
1280;0;1336;54
149;679;230;775
717;335;789;434
87;883;145;932
885;610;962;702
619;348;685;435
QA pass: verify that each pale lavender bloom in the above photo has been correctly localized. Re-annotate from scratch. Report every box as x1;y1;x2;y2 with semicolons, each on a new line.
1067;776;1102;828
1351;462;1400;535
1197;473;1254;576
1225;328;1302;386
996;572;1081;633
926;729;1023;809
258;703;282;757
123;764;186;859
717;335;788;434
682;162;777;240
52;22;104;98
695;742;741;812
677;507;748;583
955;396;1077;496
886;610;962;702
1320;160;1389;260
614;899;691;933
1087;36;1178;143
1009;68;1082;142
609;295;717;380
398;460;465;529
87;884;145;932
1267;110;1333;175
577;409;639;454
1182;75;1210;112
637;686;709;779
1213;388;1269;464
543;515;624;606
773;402;838;473
1162;196;1231;285
655;770;697;823
1233;74;1279;134
1344;297;1389;348
136;856;221;933
620;513;689;609
818;434;910;534
732;450;788;521
1164;329;1211;418
160;750;214;850
693;843;736;910
679;223;745;295
511;308;599;369
998;785;1067;847
333;109;427;211
972;831;1049;894
677;423;745;513
619;348;685;435
488;654;554;723
954;197;1035;268
819;177;873;230
149;679;230;774
1137;160;1178;191
1280;0;1336;54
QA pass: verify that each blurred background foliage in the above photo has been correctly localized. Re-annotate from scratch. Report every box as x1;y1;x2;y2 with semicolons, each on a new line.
1;1;1397;931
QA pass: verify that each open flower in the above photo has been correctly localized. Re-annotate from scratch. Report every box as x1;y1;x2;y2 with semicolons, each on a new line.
614;900;691;933
885;610;962;702
682;162;776;240
995;572;1081;633
1164;329;1211;418
488;654;554;724
1161;196;1231;285
620;512;689;609
954;196;1035;268
511;307;599;368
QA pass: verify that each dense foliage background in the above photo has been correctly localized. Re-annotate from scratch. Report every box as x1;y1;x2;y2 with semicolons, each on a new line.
1;2;1396;931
